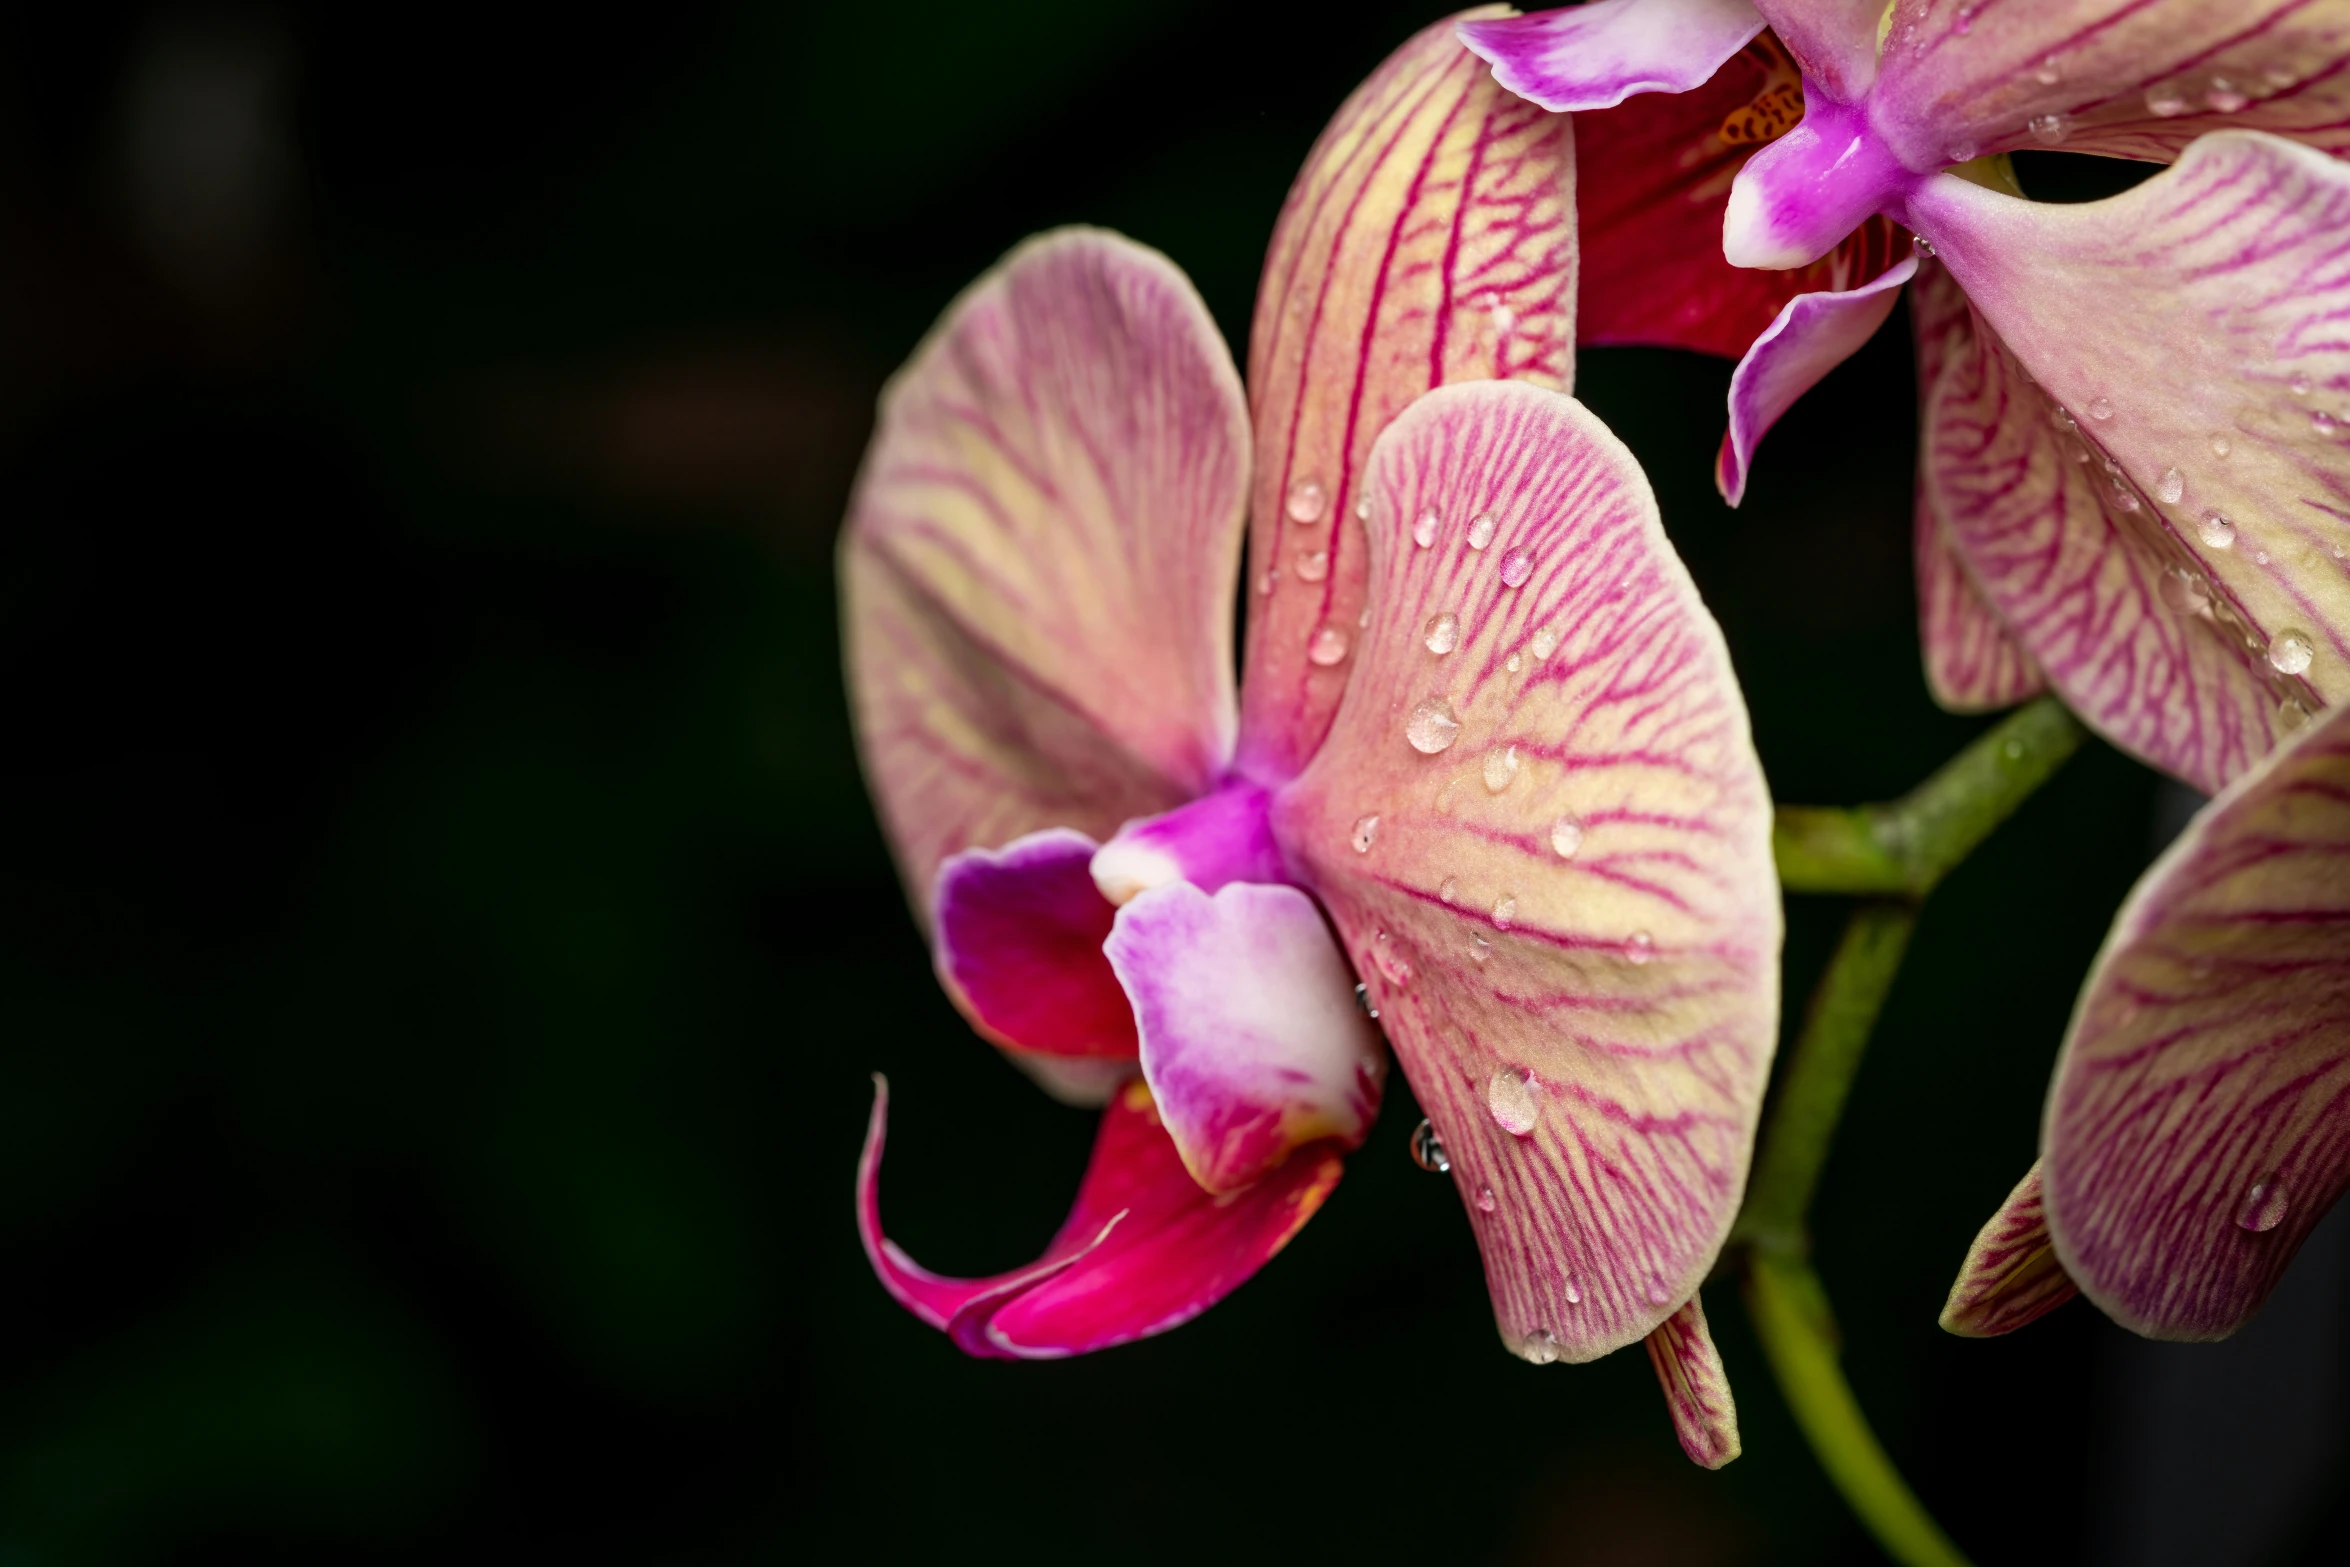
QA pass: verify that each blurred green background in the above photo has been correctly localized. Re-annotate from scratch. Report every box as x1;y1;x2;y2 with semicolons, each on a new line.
0;2;2341;1562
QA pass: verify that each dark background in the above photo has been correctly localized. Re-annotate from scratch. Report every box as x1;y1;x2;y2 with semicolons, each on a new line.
0;2;2340;1562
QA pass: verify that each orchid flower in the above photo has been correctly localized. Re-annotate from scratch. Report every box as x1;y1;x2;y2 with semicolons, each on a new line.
842;15;1779;1466
1463;0;2350;795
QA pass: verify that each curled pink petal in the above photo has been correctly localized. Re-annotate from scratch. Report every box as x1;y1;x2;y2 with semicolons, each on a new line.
934;829;1137;1075
1644;1293;1742;1468
843;228;1249;912
859;1076;1347;1359
2043;702;2350;1340
1457;0;1765;113
1940;1161;2080;1338
1275;380;1779;1361
1749;0;1888;102
1105;880;1385;1193
1088;780;1287;906
1239;9;1575;782
1716;255;1917;504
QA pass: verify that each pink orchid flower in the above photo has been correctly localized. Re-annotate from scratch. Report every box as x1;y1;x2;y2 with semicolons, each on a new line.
1464;0;2350;794
842;14;1778;1464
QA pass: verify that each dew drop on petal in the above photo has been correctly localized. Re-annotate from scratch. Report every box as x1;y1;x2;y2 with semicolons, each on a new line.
2199;511;2237;549
2088;397;2114;421
2146;84;2189;116
1286;478;1326;523
1295;548;1329;582
2028;112;2070;144
1519;1329;1560;1365
1483;745;1519;794
1353;980;1377;1019
1499;545;1535;587
2268;629;2316;675
1256;569;1278;595
2280;697;2314;733
2291;374;2313;397
1407;698;1460;754
1563;1278;1583;1305
2266;64;2300;88
1439;876;1459;904
2160;567;2211;616
1467;512;1497;550
1350;814;1380;853
2317;410;2340;435
1469;935;1492;964
1423;611;1460;655
2035;59;2062;86
1487;1069;1538;1136
1413;508;1440;548
2238;1175;2289;1232
1915;236;1936;259
1492;893;1517;930
1530;625;1561;660
2257;549;2271;565
2211;434;2233;458
1944;140;1977;163
1506;652;1522;673
1626;930;1654;965
1359;605;1371;628
2111;488;2140;513
1409;1118;1451;1174
1309;626;1350;666
2207;78;2249;113
1354;495;1371;521
2156;467;2184;504
1475;1185;1496;1213
1550;816;1585;858
1647;1278;1673;1306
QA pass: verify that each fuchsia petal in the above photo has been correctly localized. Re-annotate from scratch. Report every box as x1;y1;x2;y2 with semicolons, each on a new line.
1716;255;1917;505
1457;0;1766;113
843;229;1249;912
1238;9;1575;782
933;829;1136;1067
1748;0;1886;101
1273;380;1780;1362
1913;134;2350;789
1908;258;2044;712
1104;881;1385;1193
860;1076;1347;1359
1644;1293;1743;1468
1087;781;1288;907
2041;703;2350;1341
1940;1161;2080;1338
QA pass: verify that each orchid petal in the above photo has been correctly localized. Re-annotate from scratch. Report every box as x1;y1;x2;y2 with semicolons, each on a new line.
1644;1292;1743;1468
1274;380;1780;1361
1717;256;1918;505
933;829;1136;1084
843;228;1249;911
1105;880;1385;1193
1748;0;1886;102
1913;134;2350;788
1239;9;1575;781
859;1076;1347;1359
1940;1161;2081;1338
2040;702;2350;1341
1456;0;1766;113
1088;781;1287;907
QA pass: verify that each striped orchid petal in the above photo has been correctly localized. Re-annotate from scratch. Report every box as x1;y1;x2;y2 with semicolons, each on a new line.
1913;133;2350;790
1645;1293;1744;1468
2040;701;2350;1341
860;1077;1345;1358
1456;0;1766;113
1940;1161;2080;1337
1717;255;1918;504
842;229;1249;911
1238;8;1575;782
1751;0;1887;101
1273;380;1780;1362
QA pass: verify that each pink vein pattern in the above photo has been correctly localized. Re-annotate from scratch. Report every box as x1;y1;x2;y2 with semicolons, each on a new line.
2043;702;2350;1340
1275;380;1780;1361
1939;1161;2081;1337
1239;8;1576;783
1644;1292;1743;1467
842;230;1250;913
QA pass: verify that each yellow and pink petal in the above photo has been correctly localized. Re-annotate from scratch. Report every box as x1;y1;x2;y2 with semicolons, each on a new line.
1939;1161;2080;1338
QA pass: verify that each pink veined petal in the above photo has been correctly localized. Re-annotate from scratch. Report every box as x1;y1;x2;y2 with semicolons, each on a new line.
1748;0;1887;102
933;829;1138;1087
1103;880;1385;1193
1939;1161;2082;1338
1913;134;2350;788
1643;1293;1743;1468
859;1075;1348;1360
2041;701;2350;1341
1909;258;2045;711
1273;380;1780;1362
1716;254;1918;505
1864;0;2350;172
1239;8;1576;783
842;228;1249;914
1456;0;1766;113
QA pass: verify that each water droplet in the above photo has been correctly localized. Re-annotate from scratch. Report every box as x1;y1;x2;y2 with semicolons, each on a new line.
1626;931;1654;965
1359;605;1371;628
2146;84;2189;117
1406;698;1461;754
1564;1278;1583;1305
1482;745;1520;794
2199;511;2237;549
1469;935;1492;964
1551;816;1585;858
1439;876;1459;904
2266;64;2300;88
2157;467;2185;504
1467;513;1498;550
1409;1118;1451;1174
1354;495;1371;521
2048;404;2073;431
2280;697;2314;732
1915;236;1936;259
2268;629;2316;675
2029;112;2070;144
2111;488;2141;513
1476;1185;1496;1213
1413;508;1440;548
2088;397;2114;421
1423;611;1460;655
1351;814;1380;853
2207;78;2249;113
1530;625;1561;660
1944;140;1978;163
2161;567;2212;615
1286;478;1326;523
1519;1329;1560;1365
2257;549;2272;565
1499;545;1535;587
1505;652;1522;673
1487;1068;1539;1136
2292;373;2313;396
2035;59;2062;86
1309;626;1350;666
1353;980;1377;1019
2211;434;2234;458
1954;4;1974;34
1295;548;1329;581
2238;1175;2289;1232
1256;568;1278;595
1491;893;1517;930
2319;410;2343;435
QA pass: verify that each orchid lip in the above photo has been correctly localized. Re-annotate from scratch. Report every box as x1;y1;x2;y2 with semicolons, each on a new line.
1090;779;1288;906
1724;90;1923;271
